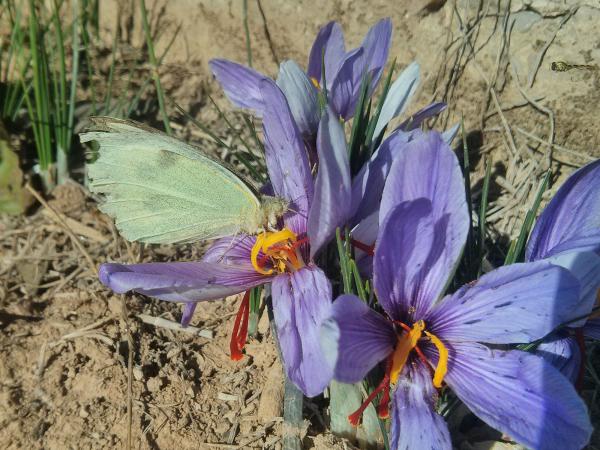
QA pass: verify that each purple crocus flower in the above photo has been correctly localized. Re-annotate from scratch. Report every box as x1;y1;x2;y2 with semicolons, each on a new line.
209;18;416;137
98;80;353;397
320;131;592;449
525;160;600;383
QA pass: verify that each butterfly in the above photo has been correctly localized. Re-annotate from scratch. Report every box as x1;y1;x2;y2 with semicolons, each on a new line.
81;117;288;244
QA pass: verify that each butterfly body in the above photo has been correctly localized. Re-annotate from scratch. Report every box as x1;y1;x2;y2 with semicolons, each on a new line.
81;117;288;244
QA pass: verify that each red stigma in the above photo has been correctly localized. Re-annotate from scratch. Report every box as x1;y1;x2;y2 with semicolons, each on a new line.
348;357;393;426
230;291;251;361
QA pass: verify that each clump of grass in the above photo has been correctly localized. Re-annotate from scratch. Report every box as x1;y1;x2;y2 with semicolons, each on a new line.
0;0;178;191
18;0;81;188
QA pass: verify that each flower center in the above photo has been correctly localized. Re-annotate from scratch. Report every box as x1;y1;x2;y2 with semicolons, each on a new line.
348;320;449;426
310;77;321;89
250;228;307;275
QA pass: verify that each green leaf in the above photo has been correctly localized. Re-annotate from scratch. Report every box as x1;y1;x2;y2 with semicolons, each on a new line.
0;125;30;214
329;380;384;449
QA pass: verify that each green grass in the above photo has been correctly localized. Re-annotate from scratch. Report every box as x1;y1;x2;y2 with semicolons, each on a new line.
0;0;177;189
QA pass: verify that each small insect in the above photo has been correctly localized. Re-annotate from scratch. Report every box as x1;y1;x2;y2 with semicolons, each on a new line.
551;61;599;72
80;117;288;244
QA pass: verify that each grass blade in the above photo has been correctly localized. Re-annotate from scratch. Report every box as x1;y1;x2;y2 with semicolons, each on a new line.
139;0;171;134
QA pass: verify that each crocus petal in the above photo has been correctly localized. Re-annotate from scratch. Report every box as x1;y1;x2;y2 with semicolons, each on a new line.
536;332;581;384
527;159;600;260
390;359;452;450
276;60;320;138
330;47;365;120
272;266;333;397
350;130;413;223
260;78;314;234
372;61;420;138
372;131;468;318
307;21;346;89
585;319;600;339
98;261;265;302
209;59;265;115
428;260;580;344
180;303;197;327
320;294;396;383
360;17;393;93
379;130;468;243
443;342;592;450
544;250;600;327
397;101;447;132
350;211;378;276
373;198;443;321
307;106;351;258
201;234;256;265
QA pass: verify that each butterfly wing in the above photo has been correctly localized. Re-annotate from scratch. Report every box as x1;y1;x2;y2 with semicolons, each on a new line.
82;117;262;244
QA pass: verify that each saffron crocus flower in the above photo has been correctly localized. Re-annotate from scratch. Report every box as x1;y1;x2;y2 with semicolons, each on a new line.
524;160;600;382
209;18;430;139
320;131;592;449
98;80;353;397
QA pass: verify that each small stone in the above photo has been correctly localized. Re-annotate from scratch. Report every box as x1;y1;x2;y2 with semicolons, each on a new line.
79;405;89;418
147;377;164;392
132;366;143;381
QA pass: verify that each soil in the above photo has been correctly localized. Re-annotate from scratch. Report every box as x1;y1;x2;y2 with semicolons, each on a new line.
2;1;600;449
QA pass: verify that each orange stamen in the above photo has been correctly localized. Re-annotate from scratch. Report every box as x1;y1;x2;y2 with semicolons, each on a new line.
230;291;251;361
250;229;306;275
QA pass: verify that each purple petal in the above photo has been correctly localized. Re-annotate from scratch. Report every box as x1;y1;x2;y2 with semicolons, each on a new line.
373;198;443;321
276;60;320;138
350;130;413;223
209;59;266;115
98;260;265;302
349;211;378;277
372;61;420;138
390;359;451;450
544;250;600;327
443;342;592;450
180;303;197;327
397;101;447;132
260;79;314;234
202;235;256;264
585;318;600;339
536;332;581;384
308;106;352;258
428;261;581;344
320;294;396;383
330;47;365;120
527;159;600;261
307;21;346;89
272;266;333;397
379;131;468;245
360;18;393;93
377;131;469;306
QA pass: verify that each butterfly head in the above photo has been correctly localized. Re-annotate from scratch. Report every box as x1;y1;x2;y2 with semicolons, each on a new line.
260;196;289;231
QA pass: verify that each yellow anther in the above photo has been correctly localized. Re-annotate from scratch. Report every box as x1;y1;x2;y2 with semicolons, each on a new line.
310;77;321;89
390;320;425;384
424;330;448;388
251;233;273;275
260;228;297;251
250;228;302;275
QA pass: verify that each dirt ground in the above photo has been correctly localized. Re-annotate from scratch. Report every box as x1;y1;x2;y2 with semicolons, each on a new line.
1;0;600;449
